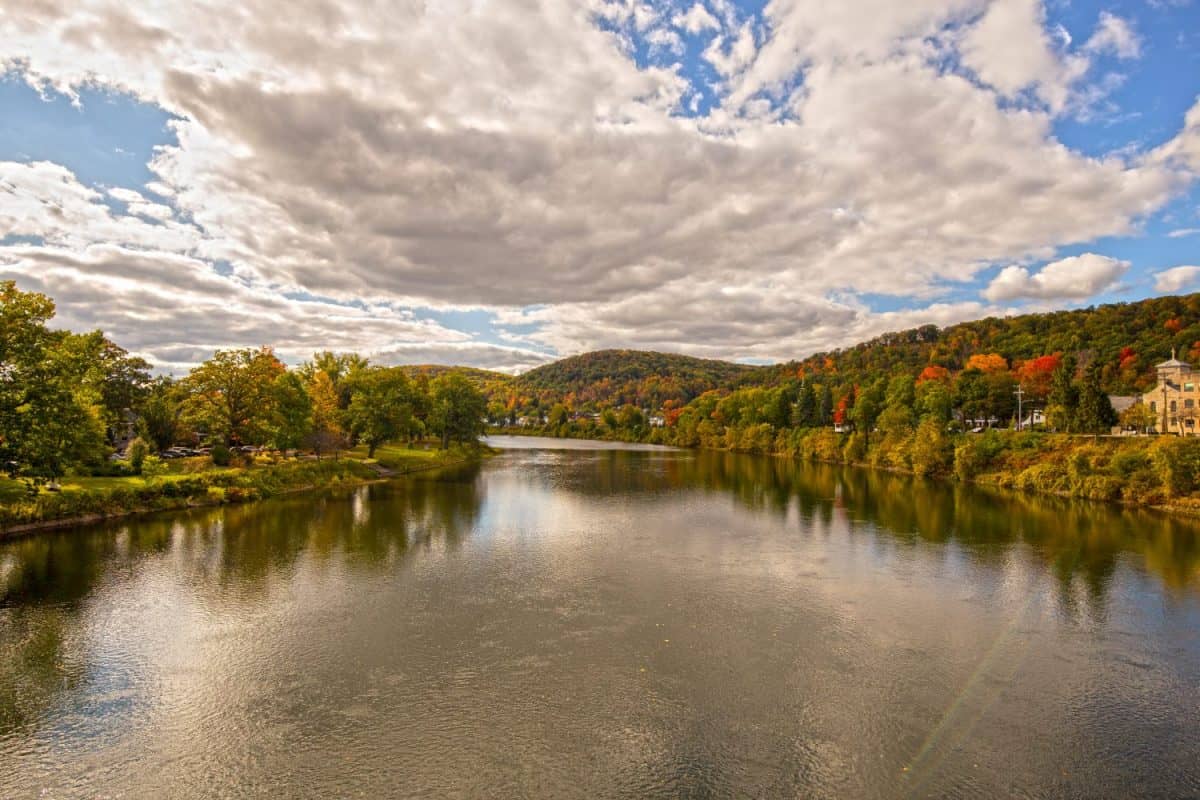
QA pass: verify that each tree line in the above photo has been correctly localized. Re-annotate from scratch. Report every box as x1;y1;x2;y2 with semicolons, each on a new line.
0;282;487;486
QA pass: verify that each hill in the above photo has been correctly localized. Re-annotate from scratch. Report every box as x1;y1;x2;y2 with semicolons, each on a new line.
510;349;753;409
396;364;512;390
753;293;1200;395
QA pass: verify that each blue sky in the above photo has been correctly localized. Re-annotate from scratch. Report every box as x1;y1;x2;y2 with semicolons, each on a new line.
0;0;1198;371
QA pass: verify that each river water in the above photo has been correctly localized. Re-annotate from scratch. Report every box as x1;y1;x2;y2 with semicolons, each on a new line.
2;437;1199;798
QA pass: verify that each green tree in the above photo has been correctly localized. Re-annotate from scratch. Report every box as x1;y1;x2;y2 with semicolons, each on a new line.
909;418;953;477
1046;355;1079;433
429;372;487;448
271;372;313;451
1075;360;1118;434
792;381;817;428
547;403;570;428
181;347;287;446
816;383;834;426
0;282;108;483
345;367;417;457
136;377;182;452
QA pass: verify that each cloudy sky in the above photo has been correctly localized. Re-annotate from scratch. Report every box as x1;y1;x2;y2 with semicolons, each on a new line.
1;0;1199;373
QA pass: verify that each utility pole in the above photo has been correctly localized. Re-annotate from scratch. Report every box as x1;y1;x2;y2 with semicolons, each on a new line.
1014;383;1025;431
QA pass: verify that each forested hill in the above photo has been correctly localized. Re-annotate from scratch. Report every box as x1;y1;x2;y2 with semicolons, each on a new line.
752;293;1200;395
397;364;510;390
510;349;754;408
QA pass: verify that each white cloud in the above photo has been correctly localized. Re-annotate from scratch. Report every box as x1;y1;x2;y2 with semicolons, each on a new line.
983;253;1130;301
959;0;1087;112
0;1;1197;367
1084;12;1142;60
673;3;721;35
1168;227;1200;238
1154;265;1200;293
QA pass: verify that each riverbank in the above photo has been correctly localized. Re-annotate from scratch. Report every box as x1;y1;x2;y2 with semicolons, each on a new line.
0;444;483;538
493;424;1200;516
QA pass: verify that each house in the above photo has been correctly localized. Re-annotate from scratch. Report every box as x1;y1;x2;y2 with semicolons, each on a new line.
1018;408;1046;429
1141;351;1200;435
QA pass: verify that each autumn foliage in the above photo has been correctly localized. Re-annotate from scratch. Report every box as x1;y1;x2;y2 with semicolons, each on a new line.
964;353;1008;373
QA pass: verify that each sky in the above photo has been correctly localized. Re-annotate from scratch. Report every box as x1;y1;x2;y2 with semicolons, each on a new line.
1;0;1199;374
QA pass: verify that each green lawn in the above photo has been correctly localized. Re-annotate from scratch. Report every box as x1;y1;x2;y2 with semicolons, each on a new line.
0;444;468;507
346;442;457;471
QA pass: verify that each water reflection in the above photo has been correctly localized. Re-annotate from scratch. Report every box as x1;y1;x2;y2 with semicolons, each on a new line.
1;450;1198;797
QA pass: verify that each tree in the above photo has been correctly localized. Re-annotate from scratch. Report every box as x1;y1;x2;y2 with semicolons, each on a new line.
429;372;487;448
909;418;953;477
1119;402;1155;434
816;383;834;426
916;380;953;424
136;377;182;452
792;381;817;427
1075;361;1118;434
181;347;287;445
1014;353;1061;399
344;367;417;457
271;372;313;451
305;370;346;457
0;282;109;483
547;403;570;428
1046;355;1079;433
300;351;369;408
964;353;1008;373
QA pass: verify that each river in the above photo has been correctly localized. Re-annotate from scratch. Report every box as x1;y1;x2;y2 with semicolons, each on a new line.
2;437;1199;797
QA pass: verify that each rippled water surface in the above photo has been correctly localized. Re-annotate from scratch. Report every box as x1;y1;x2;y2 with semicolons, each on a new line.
3;438;1200;798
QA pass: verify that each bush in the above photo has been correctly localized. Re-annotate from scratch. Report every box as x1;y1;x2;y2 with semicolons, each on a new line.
1149;437;1200;497
1014;462;1067;494
211;443;232;467
140;455;167;478
910;419;952;477
842;432;867;463
127;437;149;473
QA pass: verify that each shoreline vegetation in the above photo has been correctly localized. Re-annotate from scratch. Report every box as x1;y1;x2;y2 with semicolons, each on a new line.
0;444;485;539
490;426;1200;517
8;278;1200;535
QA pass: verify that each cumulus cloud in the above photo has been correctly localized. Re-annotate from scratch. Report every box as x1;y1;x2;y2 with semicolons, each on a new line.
0;0;1197;369
983;253;1130;302
959;0;1085;111
673;3;721;35
1154;265;1200;293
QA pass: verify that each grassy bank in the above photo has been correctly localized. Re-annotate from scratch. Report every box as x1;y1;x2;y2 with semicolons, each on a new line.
0;445;479;537
761;427;1200;515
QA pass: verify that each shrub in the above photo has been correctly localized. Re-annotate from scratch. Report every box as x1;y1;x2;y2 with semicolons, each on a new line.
842;432;867;463
211;443;232;467
1149;437;1200;496
127;437;149;473
910;419;952;477
140;455;167;478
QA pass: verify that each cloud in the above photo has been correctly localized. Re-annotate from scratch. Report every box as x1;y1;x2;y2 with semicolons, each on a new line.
958;0;1087;112
1084;12;1142;60
0;1;1197;368
1154;265;1200;293
1168;228;1200;238
983;253;1130;301
673;3;721;35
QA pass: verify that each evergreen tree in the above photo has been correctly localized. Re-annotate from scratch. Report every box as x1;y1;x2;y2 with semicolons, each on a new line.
817;383;834;426
1075;360;1118;434
1046;355;1079;432
792;381;817;427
